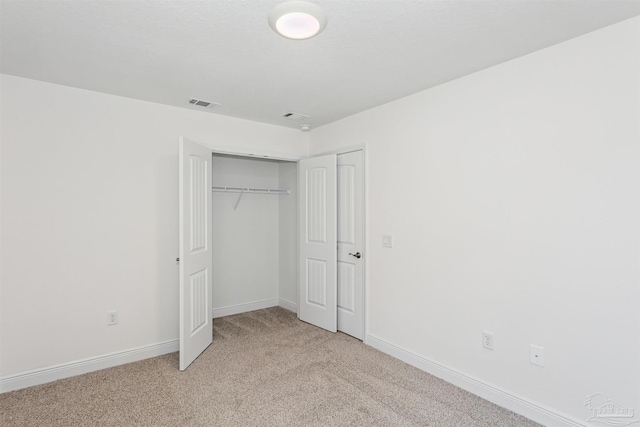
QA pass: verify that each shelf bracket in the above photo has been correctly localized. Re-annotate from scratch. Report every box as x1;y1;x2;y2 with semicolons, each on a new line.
233;190;245;210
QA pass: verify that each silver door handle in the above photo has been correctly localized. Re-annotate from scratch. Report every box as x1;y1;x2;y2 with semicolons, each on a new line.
349;252;362;259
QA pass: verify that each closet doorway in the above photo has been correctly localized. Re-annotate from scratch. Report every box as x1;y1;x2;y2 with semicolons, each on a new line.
178;137;365;370
210;153;298;320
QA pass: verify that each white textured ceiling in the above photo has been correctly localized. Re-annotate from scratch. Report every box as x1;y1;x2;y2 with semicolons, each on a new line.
1;0;639;130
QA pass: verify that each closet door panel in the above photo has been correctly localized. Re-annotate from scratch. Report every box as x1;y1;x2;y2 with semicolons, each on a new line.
306;259;327;307
299;154;337;332
337;261;356;313
179;137;213;371
337;151;364;339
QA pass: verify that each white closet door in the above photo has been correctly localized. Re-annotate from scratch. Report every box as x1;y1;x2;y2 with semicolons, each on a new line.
298;154;337;332
337;151;364;340
179;137;213;370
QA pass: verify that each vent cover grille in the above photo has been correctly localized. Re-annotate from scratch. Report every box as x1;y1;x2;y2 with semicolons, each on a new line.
283;112;309;122
189;98;220;109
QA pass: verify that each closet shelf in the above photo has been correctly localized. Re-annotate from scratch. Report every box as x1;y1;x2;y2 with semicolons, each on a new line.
212;186;290;210
212;186;290;195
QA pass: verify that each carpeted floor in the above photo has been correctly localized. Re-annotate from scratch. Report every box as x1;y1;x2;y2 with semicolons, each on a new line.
0;307;541;426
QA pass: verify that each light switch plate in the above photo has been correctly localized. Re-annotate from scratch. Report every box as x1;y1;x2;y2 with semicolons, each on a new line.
382;235;393;248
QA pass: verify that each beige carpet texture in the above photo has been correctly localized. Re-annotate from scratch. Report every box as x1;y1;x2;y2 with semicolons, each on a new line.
0;307;541;426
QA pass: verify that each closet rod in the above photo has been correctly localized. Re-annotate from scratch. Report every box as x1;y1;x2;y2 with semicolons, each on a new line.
212;186;290;195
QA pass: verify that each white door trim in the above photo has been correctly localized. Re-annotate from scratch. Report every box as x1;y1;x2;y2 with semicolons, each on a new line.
185;139;304;161
311;143;367;157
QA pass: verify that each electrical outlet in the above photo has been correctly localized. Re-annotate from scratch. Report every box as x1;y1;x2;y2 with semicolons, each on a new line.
482;331;494;350
530;344;544;367
107;311;118;326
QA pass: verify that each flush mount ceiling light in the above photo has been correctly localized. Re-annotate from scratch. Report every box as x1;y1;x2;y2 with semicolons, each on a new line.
268;1;327;40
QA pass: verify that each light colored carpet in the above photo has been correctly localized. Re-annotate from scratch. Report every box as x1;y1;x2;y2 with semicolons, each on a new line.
0;307;541;426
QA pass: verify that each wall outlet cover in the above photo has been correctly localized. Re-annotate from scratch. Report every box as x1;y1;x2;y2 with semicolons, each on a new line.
107;311;119;326
482;331;494;350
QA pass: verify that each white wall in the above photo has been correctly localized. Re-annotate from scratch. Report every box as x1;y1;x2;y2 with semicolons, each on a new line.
211;155;280;311
278;162;298;308
0;75;307;379
210;155;298;315
309;17;640;425
2;16;638;425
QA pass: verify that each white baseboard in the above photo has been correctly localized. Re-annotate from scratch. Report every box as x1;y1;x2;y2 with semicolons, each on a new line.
278;298;297;313
2;301;294;393
365;334;586;427
212;298;280;318
0;339;178;394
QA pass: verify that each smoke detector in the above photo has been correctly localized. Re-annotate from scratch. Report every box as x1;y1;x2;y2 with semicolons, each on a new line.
188;98;220;109
300;124;311;132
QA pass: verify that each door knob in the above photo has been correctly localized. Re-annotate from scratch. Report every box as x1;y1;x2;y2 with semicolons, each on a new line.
349;252;362;259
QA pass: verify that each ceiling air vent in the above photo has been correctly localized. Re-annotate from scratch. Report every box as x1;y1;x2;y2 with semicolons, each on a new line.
188;98;220;109
282;112;309;122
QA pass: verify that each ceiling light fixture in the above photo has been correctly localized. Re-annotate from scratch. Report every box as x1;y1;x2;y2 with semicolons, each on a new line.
268;1;327;40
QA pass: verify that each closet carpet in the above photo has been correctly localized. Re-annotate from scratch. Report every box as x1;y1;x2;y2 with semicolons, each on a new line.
0;307;541;427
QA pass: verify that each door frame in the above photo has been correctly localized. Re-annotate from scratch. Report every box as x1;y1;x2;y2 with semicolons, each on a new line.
180;137;368;344
197;141;304;162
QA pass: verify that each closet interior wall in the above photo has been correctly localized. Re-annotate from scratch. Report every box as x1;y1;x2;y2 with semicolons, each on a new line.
211;154;297;317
